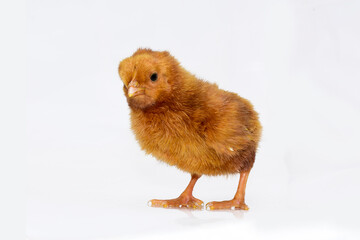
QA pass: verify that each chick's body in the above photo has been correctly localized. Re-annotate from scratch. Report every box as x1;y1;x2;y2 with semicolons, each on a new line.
130;80;261;176
119;49;262;210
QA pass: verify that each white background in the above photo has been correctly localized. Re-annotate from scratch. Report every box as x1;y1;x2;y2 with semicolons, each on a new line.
26;0;360;239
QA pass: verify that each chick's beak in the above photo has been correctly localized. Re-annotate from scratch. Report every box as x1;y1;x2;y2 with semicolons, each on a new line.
128;86;138;97
128;86;145;97
127;78;145;97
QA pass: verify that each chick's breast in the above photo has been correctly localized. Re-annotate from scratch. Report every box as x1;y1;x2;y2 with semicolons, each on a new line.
130;109;213;174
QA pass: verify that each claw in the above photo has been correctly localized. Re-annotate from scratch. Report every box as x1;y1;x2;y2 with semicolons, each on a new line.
206;203;213;211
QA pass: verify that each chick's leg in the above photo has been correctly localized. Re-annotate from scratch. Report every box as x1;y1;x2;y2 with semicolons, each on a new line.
148;174;203;209
206;171;250;211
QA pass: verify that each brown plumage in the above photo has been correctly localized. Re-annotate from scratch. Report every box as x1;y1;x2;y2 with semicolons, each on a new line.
118;49;262;210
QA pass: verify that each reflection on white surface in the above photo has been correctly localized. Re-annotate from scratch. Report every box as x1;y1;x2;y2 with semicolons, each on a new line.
27;155;360;240
27;0;360;239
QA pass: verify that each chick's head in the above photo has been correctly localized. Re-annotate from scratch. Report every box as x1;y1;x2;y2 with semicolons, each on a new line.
118;49;179;110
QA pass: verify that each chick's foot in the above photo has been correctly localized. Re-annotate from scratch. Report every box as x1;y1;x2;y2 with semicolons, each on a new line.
148;196;204;210
206;199;249;211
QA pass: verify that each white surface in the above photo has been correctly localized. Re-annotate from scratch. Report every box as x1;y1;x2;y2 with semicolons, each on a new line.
27;0;360;239
1;1;26;240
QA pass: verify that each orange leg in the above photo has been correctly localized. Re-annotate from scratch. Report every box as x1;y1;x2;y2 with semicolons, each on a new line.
206;170;250;210
148;174;203;209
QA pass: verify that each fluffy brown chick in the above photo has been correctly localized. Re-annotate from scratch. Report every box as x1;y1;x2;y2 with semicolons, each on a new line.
118;49;262;210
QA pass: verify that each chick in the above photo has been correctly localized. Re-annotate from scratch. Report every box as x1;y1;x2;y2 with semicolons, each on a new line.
118;49;262;210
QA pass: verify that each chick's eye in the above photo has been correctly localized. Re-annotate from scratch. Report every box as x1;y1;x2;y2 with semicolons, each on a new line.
150;73;158;82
